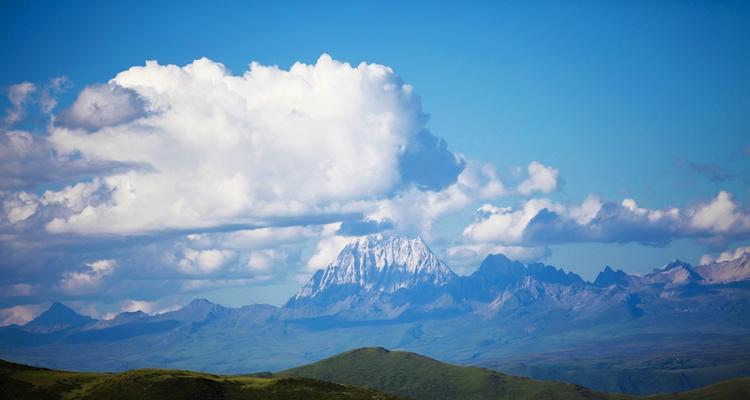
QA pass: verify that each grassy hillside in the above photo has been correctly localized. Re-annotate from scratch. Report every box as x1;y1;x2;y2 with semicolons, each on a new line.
0;359;402;400
279;347;631;400
646;377;750;400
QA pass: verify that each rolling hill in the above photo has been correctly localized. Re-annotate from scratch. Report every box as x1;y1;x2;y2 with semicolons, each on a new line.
280;347;750;400
280;347;629;400
0;358;402;400
3;348;750;400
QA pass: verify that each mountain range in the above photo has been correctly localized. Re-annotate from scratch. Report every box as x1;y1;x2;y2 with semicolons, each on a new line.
2;234;750;395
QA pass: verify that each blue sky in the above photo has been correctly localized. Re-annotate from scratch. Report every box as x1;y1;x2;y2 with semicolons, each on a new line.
1;1;749;320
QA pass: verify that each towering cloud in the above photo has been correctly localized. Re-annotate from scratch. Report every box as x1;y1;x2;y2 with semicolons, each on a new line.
5;55;464;235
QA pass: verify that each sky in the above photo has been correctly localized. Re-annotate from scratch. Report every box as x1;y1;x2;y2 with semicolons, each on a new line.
1;0;749;324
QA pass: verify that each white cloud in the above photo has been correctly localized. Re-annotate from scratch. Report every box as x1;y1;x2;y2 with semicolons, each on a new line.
517;161;561;196
307;229;353;270
43;54;438;235
59;259;117;294
3;191;38;224
57;83;145;130
177;249;235;275
458;191;750;255
691;191;750;233
462;199;565;244
3;82;36;126
367;160;506;237
568;194;602;225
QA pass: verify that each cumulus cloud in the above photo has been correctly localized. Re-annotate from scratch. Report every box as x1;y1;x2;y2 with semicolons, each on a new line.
517;161;561;196
458;191;750;257
0;130;149;191
164;225;322;278
3;191;38;224
366;160;506;237
690;191;750;233
59;259;117;294
3;82;36;126
177;249;236;275
16;54;463;235
307;225;353;270
56;83;147;130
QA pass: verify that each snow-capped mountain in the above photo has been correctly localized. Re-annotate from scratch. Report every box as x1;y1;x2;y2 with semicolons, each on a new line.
289;234;456;305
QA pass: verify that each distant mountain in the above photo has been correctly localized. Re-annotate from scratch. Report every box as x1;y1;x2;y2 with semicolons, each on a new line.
85;310;149;330
288;234;456;308
2;234;750;395
593;266;629;287
152;298;231;322
695;254;750;284
638;259;704;287
22;302;94;334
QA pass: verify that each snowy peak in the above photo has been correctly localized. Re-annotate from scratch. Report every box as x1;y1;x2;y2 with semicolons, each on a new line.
290;234;456;304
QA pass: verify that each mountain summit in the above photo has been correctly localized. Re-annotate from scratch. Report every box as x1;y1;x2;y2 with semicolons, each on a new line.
23;302;94;333
289;234;456;306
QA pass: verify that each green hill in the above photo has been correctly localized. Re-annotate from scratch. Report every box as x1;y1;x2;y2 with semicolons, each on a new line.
280;347;750;400
0;359;402;400
279;347;630;400
645;377;750;400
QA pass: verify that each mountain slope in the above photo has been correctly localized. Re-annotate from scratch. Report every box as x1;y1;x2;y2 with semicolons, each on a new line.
0;358;403;400
279;347;629;400
646;377;750;400
22;302;95;334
